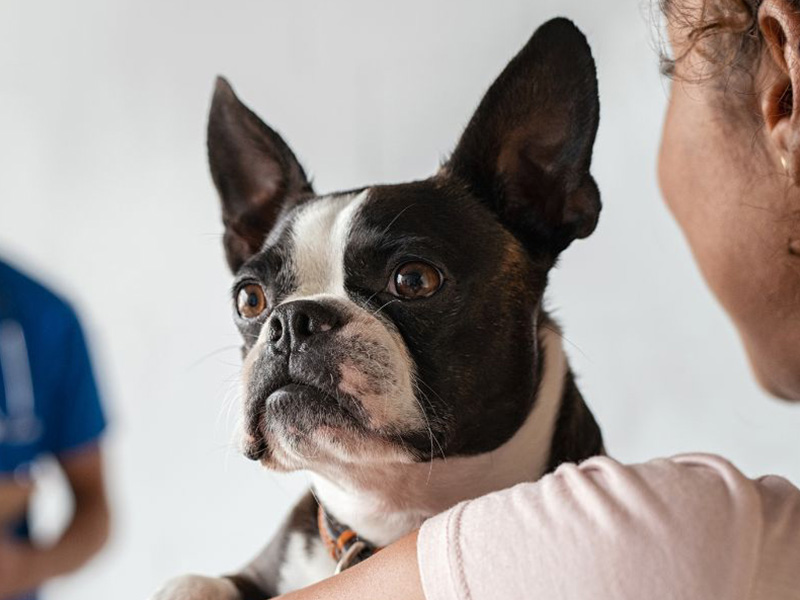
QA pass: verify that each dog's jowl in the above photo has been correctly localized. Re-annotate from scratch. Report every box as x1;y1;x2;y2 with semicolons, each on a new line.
152;17;604;600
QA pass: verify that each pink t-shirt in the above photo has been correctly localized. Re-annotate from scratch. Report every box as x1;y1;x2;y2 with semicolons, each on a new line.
417;454;800;599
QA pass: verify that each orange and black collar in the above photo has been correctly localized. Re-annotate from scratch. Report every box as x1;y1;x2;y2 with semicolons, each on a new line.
317;503;381;573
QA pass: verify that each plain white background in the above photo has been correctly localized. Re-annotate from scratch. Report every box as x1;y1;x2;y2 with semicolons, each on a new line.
1;1;798;598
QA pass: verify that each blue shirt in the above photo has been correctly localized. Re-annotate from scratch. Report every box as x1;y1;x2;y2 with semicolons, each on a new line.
0;260;106;600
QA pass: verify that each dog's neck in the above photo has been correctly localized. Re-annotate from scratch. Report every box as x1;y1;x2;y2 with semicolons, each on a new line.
311;323;567;547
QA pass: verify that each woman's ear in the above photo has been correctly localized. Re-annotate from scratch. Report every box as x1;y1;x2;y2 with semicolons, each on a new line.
759;0;800;181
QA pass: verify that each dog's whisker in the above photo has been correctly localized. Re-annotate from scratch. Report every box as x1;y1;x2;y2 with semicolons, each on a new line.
540;324;590;362
371;299;400;318
414;379;447;462
186;345;241;371
380;203;417;236
363;289;383;307
410;379;443;480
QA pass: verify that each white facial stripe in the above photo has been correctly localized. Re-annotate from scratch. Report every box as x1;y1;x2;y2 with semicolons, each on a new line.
287;191;368;300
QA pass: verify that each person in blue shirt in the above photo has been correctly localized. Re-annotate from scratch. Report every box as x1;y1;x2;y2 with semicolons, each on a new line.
0;259;109;600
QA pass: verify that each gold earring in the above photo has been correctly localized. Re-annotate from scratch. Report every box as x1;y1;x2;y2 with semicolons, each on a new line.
781;155;789;174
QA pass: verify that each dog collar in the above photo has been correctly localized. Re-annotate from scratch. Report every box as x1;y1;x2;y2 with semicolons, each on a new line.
317;503;381;574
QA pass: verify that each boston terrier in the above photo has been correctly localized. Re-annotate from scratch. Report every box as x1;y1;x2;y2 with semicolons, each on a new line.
152;17;604;600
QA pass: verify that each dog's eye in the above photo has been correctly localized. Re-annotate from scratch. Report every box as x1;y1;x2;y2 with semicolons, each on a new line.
236;284;268;319
390;261;443;299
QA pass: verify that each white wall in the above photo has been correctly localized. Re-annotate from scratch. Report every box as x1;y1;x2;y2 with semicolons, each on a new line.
0;1;797;598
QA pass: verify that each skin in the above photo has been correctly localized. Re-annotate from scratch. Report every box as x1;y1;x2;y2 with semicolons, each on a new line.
0;445;110;599
659;0;800;401
272;2;800;598
0;478;31;525
278;532;424;600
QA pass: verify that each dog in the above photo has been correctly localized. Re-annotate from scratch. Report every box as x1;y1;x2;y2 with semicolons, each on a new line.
152;17;604;600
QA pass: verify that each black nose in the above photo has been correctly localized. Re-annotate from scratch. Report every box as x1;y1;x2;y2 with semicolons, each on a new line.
267;300;343;352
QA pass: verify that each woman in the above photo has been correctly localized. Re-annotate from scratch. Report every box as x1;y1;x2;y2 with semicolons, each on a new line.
275;1;800;598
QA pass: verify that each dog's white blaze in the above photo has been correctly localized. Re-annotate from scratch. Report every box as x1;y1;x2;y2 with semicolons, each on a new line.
312;324;568;546
276;533;336;594
287;191;366;300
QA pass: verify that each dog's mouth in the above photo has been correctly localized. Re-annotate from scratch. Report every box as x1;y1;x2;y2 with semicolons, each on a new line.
242;380;369;464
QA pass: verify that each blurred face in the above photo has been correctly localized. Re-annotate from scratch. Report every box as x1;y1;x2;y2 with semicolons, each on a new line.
659;0;800;401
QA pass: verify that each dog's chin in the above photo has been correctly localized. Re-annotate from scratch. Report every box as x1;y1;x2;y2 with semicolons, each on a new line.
242;383;415;471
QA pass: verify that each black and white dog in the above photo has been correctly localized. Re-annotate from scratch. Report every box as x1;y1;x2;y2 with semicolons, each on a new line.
153;17;603;600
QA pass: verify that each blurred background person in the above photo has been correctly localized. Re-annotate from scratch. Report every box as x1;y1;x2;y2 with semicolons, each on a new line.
0;258;110;600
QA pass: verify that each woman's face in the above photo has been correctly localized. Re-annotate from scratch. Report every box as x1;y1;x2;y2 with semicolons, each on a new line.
659;0;800;401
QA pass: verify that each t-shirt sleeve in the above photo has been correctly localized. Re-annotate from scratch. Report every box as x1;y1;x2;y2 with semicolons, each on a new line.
417;454;800;600
46;308;107;455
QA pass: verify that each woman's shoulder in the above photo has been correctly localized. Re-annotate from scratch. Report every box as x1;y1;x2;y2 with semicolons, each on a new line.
421;453;800;600
550;452;799;519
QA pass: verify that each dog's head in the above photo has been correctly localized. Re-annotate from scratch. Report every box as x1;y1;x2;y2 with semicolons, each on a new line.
208;19;600;472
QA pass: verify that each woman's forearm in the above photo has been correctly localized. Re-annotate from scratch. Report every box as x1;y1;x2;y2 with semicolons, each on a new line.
278;530;424;600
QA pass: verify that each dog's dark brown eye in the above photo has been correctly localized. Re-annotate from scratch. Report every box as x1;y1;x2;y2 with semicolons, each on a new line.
391;262;442;299
236;284;267;319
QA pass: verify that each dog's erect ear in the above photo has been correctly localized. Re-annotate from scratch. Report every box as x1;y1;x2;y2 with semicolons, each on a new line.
208;77;313;272
445;18;600;256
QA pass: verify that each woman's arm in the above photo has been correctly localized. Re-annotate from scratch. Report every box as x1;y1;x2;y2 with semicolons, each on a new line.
279;530;424;600
277;454;800;600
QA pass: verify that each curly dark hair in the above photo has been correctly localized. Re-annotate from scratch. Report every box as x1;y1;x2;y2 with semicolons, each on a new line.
660;0;763;83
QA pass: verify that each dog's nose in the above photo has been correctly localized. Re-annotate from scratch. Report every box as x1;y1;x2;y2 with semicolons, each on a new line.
267;300;343;352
